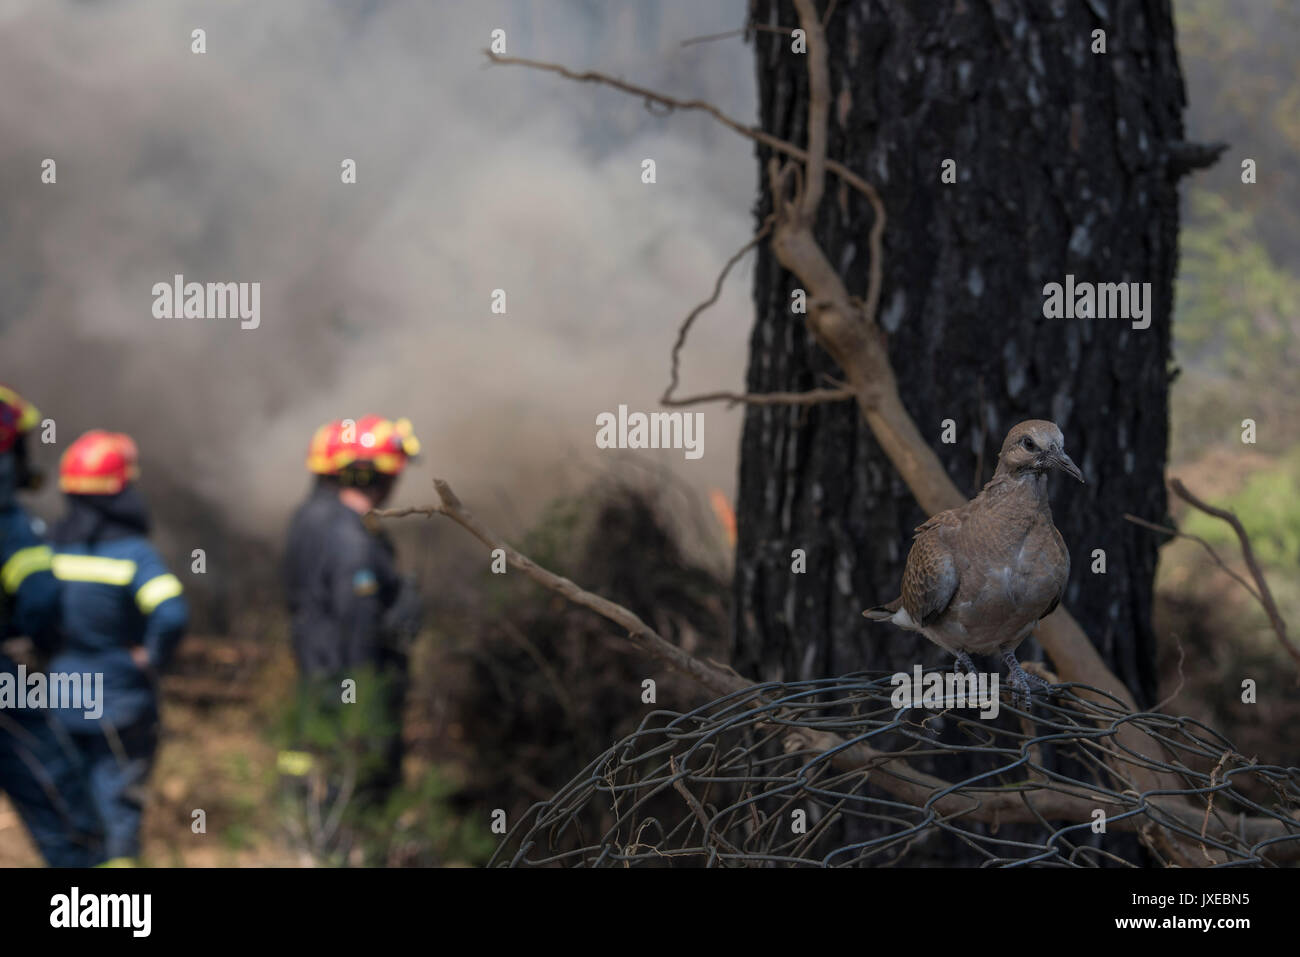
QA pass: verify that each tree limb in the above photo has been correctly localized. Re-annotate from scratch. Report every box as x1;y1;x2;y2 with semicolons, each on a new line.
664;387;855;409
1169;478;1297;671
1124;512;1263;603
373;483;748;700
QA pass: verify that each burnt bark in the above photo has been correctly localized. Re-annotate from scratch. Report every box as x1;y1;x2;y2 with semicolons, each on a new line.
735;0;1186;861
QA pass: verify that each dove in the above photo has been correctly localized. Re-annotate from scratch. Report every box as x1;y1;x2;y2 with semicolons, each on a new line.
863;420;1084;705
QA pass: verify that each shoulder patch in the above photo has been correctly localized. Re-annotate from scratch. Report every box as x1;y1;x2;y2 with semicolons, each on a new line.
352;568;379;596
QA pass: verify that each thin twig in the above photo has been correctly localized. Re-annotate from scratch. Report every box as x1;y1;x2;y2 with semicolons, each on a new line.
661;216;772;406
664;387;855;409
373;482;748;700
679;24;795;47
795;0;828;221
670;755;742;857
1200;751;1231;865
1123;513;1262;603
1170;478;1298;671
484;51;886;212
1153;633;1187;714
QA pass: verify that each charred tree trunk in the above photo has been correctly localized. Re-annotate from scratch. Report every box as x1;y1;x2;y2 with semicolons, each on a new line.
734;0;1187;860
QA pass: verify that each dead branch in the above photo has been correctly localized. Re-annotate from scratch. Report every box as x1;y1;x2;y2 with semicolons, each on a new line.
484;51;887;212
663;216;773;405
1169;478;1297;671
1124;512;1263;603
679;24;796;47
657;213;854;409
669;755;743;857
1152;633;1187;713
666;387;856;409
373;483;749;701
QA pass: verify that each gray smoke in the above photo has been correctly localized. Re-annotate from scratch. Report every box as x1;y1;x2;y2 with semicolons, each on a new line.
1;0;755;546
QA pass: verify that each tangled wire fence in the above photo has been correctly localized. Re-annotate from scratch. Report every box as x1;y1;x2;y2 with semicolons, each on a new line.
490;672;1300;867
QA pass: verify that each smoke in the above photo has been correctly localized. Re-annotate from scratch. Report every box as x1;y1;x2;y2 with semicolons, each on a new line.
0;0;756;553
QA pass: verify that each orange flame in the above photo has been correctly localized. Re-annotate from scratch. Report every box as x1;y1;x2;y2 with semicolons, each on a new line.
709;488;736;548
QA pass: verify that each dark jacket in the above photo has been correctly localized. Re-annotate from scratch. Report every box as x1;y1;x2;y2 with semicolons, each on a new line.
284;483;414;678
47;489;188;731
1;503;60;669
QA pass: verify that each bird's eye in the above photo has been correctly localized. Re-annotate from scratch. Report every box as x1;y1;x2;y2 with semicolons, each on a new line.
1022;437;1037;452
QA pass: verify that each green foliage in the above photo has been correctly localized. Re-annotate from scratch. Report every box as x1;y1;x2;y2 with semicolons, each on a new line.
479;493;585;613
1181;453;1300;567
373;765;496;867
519;494;586;571
1177;190;1300;376
1175;0;1300;239
1173;190;1300;458
268;666;490;866
1171;1;1300;461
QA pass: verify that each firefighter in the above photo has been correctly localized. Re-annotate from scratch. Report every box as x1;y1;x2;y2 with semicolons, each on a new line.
0;386;103;866
281;416;422;814
47;429;189;866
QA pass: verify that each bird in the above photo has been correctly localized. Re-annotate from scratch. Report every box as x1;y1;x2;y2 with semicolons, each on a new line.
863;419;1084;705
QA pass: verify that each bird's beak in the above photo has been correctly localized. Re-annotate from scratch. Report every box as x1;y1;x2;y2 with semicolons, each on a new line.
1046;449;1084;483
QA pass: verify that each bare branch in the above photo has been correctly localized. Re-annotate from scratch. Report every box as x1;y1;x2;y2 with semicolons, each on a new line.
658;212;853;410
670;755;743;857
372;482;748;700
793;0;828;221
1124;512;1263;603
483;51;885;211
1169;478;1298;672
679;24;795;48
662;216;773;406
1152;633;1187;714
664;386;855;409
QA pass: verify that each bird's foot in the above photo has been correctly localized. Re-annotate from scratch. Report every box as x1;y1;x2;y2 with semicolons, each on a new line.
953;651;978;676
1002;652;1055;708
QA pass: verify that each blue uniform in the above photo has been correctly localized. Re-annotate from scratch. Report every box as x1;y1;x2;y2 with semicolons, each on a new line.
49;492;188;861
49;538;187;731
282;481;417;807
1;504;104;866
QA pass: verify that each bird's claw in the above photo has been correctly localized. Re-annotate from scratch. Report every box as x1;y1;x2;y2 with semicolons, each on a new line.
953;651;978;676
1003;653;1055;709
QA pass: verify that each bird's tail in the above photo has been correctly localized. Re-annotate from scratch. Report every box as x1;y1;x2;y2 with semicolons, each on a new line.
862;597;903;621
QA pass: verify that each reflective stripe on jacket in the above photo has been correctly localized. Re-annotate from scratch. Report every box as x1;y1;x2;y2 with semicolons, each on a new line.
49;537;188;730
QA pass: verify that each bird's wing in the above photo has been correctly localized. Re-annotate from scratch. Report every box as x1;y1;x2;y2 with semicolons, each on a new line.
1037;525;1071;620
901;529;959;627
913;506;962;536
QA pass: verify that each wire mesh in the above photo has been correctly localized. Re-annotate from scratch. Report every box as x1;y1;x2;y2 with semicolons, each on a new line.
490;671;1300;867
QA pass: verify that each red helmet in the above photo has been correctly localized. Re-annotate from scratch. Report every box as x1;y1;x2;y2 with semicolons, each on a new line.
0;384;40;455
60;430;140;495
306;415;420;477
